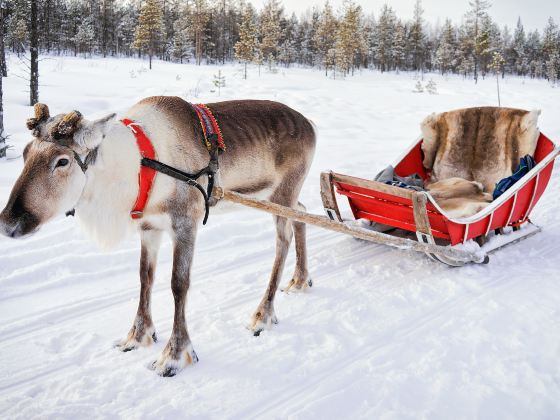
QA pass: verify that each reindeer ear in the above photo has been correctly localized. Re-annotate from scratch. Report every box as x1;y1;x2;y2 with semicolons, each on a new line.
73;113;117;150
26;103;50;133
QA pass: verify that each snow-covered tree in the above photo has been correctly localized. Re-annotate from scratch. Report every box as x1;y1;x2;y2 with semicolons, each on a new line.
464;0;492;83
435;18;457;74
279;13;299;67
133;0;163;69
542;18;558;60
234;4;258;78
313;1;337;76
375;4;396;72
542;18;559;83
546;51;560;85
525;29;542;78
171;19;192;63
73;17;96;57
335;0;366;75
512;18;526;75
392;21;406;72
188;0;210;66
260;0;282;69
409;0;425;71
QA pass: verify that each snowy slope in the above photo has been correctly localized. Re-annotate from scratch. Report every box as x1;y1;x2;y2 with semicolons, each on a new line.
1;56;560;419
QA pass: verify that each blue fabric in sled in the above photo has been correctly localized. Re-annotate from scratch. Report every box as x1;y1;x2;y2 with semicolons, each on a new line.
493;155;536;200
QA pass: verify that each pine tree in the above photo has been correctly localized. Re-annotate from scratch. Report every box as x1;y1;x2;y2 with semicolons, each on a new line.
260;0;282;70
435;18;457;74
234;4;257;79
117;4;139;56
171;18;192;63
409;0;425;72
101;0;115;57
546;50;560;85
477;14;496;78
464;0;492;83
74;17;96;57
313;1;337;76
542;18;558;61
335;0;365;76
279;13;298;67
525;29;542;78
542;18;559;82
133;0;163;69
392;21;406;72
375;4;396;72
512;17;526;75
188;0;210;66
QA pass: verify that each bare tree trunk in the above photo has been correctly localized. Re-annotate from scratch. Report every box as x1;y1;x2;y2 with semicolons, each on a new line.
0;3;6;77
0;39;6;158
30;0;39;106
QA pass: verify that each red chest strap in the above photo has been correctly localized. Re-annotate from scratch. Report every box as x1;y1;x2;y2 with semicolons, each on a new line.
121;118;157;219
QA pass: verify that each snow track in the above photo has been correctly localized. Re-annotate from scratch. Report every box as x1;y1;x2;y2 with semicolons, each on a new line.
1;56;560;418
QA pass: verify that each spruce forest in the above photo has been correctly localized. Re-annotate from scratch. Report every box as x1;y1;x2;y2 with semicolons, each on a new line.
0;0;560;83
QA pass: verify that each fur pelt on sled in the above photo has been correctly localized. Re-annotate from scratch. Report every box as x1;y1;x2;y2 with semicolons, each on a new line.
421;107;540;194
420;107;540;218
426;177;492;219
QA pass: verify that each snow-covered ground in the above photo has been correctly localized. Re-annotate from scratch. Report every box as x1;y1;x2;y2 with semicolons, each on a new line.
1;56;560;419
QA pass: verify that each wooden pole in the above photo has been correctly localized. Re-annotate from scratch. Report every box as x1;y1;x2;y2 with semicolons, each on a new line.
214;188;485;264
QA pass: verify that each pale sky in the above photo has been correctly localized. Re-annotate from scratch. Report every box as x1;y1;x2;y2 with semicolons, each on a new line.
248;0;560;31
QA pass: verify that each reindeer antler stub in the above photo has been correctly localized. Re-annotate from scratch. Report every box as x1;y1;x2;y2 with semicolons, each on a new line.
51;111;83;139
26;103;50;132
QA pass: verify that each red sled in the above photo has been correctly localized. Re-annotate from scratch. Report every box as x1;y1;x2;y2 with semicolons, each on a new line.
321;132;559;266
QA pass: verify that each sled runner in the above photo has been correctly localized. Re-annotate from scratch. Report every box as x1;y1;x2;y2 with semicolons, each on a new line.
213;109;559;266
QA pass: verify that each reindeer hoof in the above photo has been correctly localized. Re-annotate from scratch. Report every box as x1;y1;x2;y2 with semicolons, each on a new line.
282;277;312;293
150;344;198;377
115;325;156;352
162;367;178;378
249;307;278;336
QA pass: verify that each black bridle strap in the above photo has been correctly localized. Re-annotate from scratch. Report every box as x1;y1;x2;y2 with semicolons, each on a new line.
140;157;211;225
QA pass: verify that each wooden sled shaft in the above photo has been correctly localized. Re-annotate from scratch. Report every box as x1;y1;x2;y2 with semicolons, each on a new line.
213;188;486;264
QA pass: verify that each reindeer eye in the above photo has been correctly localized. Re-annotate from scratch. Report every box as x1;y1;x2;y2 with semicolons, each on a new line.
56;158;70;168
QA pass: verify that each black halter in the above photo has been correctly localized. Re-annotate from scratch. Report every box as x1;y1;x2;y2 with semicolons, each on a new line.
140;134;221;225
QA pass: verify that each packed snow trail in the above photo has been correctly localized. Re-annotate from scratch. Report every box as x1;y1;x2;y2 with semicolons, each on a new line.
1;56;560;419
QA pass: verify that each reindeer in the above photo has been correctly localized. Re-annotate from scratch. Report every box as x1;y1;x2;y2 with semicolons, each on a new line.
0;97;316;376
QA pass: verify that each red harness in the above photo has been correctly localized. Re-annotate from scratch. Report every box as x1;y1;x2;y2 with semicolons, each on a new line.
121;118;158;219
122;105;224;220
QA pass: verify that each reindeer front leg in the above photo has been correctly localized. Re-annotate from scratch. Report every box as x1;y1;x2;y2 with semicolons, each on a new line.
151;217;199;377
117;229;162;352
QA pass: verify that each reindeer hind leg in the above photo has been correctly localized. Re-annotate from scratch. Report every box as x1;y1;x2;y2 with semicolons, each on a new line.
282;201;312;293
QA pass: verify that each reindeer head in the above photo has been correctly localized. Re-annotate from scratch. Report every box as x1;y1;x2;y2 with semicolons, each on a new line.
0;103;116;238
